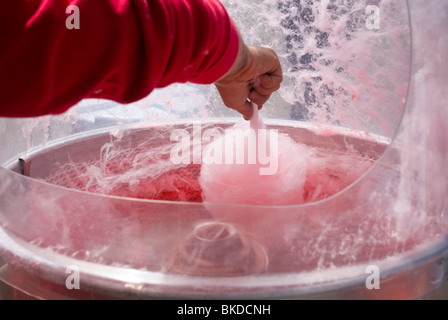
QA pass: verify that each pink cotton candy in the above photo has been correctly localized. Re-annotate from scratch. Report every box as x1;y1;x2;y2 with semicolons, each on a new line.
199;104;308;206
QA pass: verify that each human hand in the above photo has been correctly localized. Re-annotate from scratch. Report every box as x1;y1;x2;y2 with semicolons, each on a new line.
214;36;283;120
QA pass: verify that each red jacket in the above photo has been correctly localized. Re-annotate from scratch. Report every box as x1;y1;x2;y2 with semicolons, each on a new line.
0;0;239;117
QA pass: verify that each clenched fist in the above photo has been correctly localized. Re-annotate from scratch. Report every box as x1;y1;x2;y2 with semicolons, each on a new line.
214;34;283;120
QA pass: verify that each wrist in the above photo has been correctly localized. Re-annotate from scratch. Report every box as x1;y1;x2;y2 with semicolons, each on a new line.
215;33;251;85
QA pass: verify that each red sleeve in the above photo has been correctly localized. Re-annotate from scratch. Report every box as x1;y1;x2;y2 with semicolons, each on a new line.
0;0;239;117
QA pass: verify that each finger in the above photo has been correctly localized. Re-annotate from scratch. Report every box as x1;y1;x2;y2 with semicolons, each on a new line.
258;73;282;89
251;47;283;79
232;99;255;120
252;76;281;95
215;83;249;108
248;90;271;107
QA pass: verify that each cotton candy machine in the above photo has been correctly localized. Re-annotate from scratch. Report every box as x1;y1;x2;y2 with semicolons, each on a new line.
1;0;447;300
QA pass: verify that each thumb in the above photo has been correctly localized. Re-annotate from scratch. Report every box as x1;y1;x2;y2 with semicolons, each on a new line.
215;84;254;120
233;99;254;120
